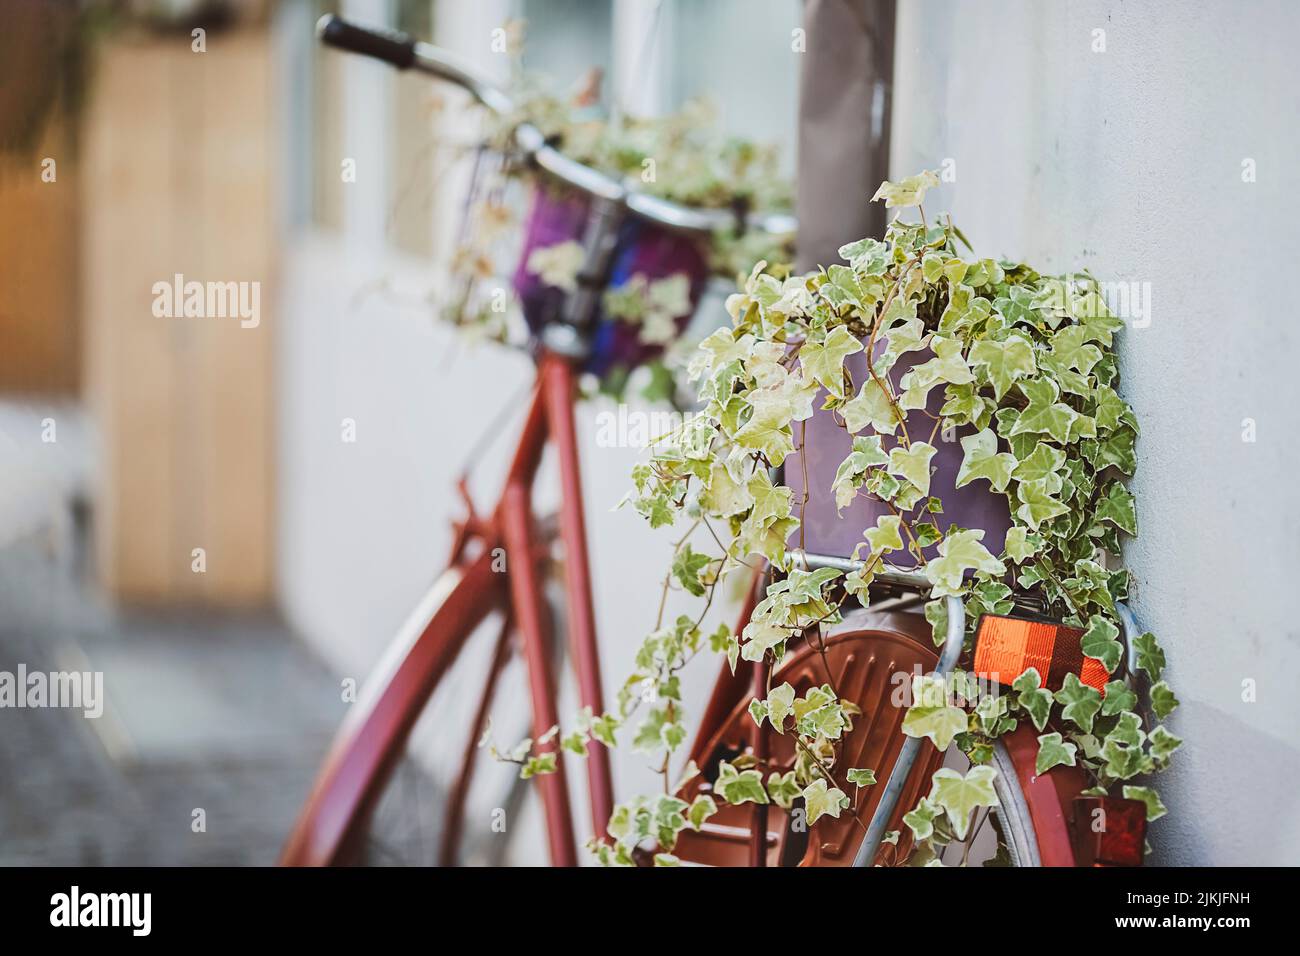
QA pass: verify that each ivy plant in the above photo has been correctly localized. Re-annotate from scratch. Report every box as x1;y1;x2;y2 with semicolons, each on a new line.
491;170;1179;866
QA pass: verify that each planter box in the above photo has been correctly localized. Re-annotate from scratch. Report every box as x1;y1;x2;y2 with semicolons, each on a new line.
788;343;1012;560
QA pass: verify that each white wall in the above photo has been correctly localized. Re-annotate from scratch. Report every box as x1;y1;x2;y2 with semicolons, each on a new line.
892;0;1300;865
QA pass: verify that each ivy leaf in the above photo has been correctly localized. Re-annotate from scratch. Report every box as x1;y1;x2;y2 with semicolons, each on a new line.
687;794;718;830
767;681;796;733
1148;725;1183;762
938;283;991;335
841;378;900;435
914;522;943;548
904;796;941;842
1054;673;1103;734
1107;711;1146;748
526;240;585;291
924;529;1006;597
863;514;905;554
561;730;590;757
1035;732;1078;774
1100;680;1138;717
802;778;851;825
766;771;801;809
589;712;620;748
732;388;797;466
700;459;755;517
888;441;937;496
714;760;770;806
653;853;681;866
846;768;877;788
878;316;931;369
940;383;995;429
955;428;1016;493
838;236;889;272
1002;526;1044;564
1150;681;1179;720
632;708;669;753
871;170;940;207
924;598;949;647
996;285;1047;327
905;335;975;388
747;470;793;526
671;544;712;597
1045;324;1103;375
800;325;863;399
1078;296;1126;346
1132;632;1166;681
930;766;999;840
1092;383;1130;432
970;579;1014;616
902;674;969;750
696;327;756;375
1095;426;1138;475
1096;481;1138;536
968;334;1037;400
1080;614;1124;674
832;435;890;509
797;700;848;740
740;619;792;663
1122;785;1168;822
1101;736;1151;780
1011;442;1066;483
1012;667;1054;731
520;752;558;779
1009;377;1079;444
1015;478;1069;531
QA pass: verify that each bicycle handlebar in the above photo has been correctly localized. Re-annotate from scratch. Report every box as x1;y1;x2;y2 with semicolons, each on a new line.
316;14;797;239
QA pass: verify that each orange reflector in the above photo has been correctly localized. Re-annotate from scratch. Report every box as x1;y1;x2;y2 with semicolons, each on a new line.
972;614;1109;694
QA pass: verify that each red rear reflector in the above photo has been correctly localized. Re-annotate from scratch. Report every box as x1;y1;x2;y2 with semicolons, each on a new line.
1072;796;1147;866
972;614;1108;694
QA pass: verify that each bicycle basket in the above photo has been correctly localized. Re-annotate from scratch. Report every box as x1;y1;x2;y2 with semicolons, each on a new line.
511;183;711;377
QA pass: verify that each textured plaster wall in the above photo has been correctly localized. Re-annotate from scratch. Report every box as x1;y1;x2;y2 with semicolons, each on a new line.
892;0;1300;864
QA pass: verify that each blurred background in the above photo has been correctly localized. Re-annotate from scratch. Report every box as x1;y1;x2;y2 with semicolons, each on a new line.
2;0;1299;866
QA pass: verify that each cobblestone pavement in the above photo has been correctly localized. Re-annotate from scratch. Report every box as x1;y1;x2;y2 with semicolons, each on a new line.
0;537;345;866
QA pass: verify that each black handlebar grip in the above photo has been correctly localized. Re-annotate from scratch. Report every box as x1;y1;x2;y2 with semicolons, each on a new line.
317;14;417;70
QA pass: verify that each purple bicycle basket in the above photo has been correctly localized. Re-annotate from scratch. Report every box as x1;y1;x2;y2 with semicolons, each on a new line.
511;184;711;376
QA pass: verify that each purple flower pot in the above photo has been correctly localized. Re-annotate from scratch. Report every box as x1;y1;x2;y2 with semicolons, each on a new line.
786;342;1012;561
511;184;710;376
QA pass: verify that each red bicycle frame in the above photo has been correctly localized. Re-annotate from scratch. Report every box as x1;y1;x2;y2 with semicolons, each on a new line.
281;351;612;867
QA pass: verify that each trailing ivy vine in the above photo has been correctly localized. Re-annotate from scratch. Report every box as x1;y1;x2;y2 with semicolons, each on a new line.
491;170;1179;866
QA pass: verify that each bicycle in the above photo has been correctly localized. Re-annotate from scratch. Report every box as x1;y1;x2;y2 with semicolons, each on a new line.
280;15;792;867
282;16;1150;868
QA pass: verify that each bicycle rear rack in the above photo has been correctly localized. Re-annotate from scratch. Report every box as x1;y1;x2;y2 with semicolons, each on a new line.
787;548;1142;867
